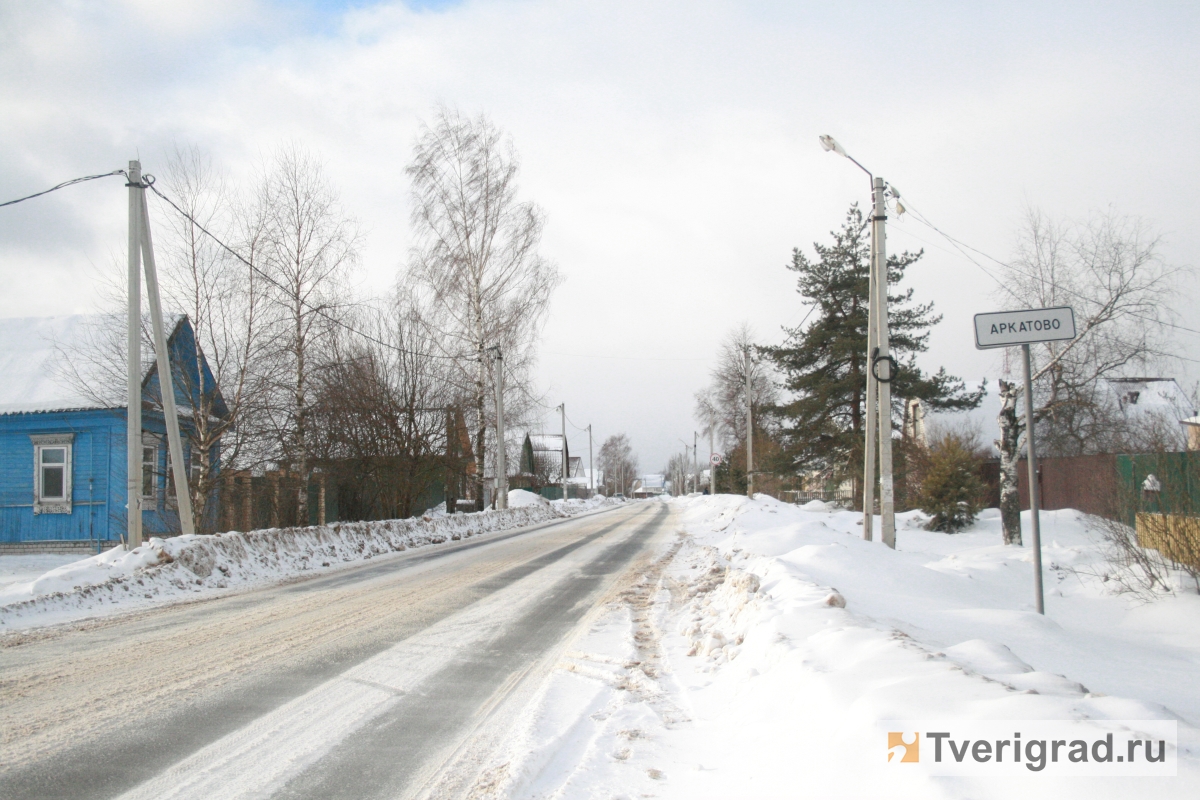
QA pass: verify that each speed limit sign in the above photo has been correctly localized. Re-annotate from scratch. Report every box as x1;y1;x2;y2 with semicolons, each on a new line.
710;453;723;465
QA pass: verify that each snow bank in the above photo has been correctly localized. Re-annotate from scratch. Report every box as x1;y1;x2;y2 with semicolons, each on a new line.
508;489;550;508
484;494;1199;799
0;497;625;632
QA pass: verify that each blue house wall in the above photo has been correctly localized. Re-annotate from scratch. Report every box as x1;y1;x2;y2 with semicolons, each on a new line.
0;316;223;545
0;408;206;544
0;409;122;543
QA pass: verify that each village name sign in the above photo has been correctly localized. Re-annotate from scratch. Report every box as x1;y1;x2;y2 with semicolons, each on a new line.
970;304;1077;618
973;306;1076;349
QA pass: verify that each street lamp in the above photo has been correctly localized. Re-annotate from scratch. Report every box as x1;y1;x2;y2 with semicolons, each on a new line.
820;135;897;548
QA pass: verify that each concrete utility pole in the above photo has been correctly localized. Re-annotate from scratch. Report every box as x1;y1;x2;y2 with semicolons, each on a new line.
693;431;698;495
139;184;195;538
587;424;593;496
557;403;567;500
745;347;754;498
872;176;896;549
819;136;896;547
492;347;507;510
863;238;879;541
125;160;196;547
709;427;716;494
126;161;143;549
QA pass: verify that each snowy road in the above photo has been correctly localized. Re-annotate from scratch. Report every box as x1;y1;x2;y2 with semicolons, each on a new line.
0;502;672;799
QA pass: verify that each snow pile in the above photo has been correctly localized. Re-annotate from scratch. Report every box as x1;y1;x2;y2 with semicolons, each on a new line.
508;489;551;508
483;494;1199;799
0;497;623;632
0;553;84;594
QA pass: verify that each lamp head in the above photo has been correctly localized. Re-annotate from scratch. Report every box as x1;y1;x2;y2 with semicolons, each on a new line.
819;135;847;157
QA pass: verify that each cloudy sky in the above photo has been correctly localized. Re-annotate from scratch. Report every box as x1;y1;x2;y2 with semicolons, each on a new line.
2;0;1198;472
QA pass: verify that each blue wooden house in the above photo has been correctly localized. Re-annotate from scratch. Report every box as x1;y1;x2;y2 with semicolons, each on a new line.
0;315;226;548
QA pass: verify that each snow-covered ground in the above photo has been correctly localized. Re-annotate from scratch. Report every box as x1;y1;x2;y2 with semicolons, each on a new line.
0;554;84;594
0;493;622;632
478;494;1200;798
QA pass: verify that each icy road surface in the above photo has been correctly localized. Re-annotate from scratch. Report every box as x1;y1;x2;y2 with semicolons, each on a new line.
0;502;671;799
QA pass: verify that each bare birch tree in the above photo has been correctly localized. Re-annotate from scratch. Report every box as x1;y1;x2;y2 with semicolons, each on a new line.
404;108;562;509
258;144;360;524
699;325;778;452
994;207;1179;544
155;146;274;530
598;433;638;496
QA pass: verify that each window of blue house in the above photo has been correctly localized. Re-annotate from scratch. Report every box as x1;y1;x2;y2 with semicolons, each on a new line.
142;443;157;501
30;433;74;514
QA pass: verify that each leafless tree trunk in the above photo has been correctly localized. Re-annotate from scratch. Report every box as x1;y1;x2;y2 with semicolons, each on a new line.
996;379;1023;545
404;108;562;511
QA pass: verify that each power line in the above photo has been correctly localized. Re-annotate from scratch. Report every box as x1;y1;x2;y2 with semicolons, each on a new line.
896;198;1200;338
146;181;472;363
0;170;127;208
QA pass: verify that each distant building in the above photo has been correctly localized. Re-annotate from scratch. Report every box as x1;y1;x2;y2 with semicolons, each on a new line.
631;474;667;499
520;433;570;483
0;315;225;548
1181;416;1200;452
1109;377;1197;446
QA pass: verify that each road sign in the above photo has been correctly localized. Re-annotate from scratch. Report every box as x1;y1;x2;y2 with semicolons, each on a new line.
972;305;1077;617
710;453;723;465
974;306;1075;349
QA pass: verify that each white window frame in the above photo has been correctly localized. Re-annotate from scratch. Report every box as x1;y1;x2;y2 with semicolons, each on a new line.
31;433;74;515
142;435;160;505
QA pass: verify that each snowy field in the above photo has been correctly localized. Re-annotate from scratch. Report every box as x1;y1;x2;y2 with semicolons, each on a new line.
477;494;1200;799
0;491;620;632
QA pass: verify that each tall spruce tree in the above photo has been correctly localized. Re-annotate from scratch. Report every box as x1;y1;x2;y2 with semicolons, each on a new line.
763;204;983;506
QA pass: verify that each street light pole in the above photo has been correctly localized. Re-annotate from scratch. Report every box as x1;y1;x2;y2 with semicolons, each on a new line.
820;135;897;547
872;176;897;549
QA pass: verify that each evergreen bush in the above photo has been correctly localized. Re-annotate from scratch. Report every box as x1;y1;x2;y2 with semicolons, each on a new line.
917;430;985;532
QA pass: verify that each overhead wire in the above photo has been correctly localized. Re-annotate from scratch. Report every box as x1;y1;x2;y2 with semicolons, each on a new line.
895;196;1200;339
146;180;474;363
0;170;127;208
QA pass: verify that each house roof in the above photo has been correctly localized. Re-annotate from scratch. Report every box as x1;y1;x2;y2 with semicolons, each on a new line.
0;313;194;416
1110;378;1196;421
528;433;566;453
